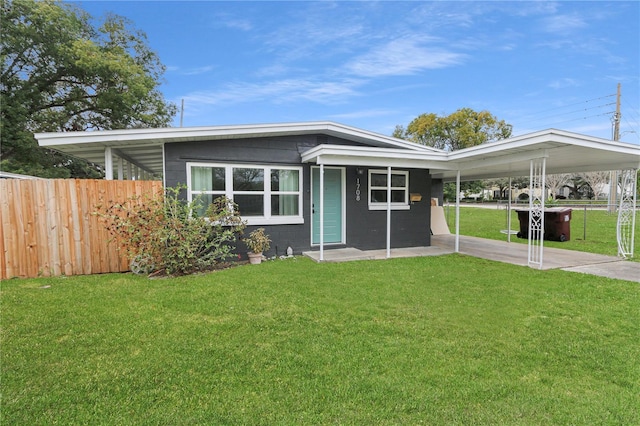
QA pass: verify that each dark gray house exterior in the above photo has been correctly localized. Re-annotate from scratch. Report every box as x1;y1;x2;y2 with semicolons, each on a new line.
163;131;440;257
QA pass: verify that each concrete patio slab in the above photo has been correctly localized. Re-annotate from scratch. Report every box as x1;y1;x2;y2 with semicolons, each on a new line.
303;245;452;263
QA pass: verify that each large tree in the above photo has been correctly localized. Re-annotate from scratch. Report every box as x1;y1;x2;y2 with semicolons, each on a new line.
393;107;513;151
395;108;513;201
1;0;176;177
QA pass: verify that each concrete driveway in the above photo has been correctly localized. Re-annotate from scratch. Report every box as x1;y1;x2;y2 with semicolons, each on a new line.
304;235;640;283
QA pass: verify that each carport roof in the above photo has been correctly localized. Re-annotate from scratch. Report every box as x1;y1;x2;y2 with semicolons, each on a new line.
34;122;640;179
439;129;640;181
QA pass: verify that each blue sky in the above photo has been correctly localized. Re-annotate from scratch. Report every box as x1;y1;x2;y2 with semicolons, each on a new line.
76;1;639;143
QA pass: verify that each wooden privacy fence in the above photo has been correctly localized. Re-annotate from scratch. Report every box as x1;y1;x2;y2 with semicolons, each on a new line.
0;179;163;279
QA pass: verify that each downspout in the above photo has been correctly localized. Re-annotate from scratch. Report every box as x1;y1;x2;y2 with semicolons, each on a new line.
320;163;325;262
386;166;391;258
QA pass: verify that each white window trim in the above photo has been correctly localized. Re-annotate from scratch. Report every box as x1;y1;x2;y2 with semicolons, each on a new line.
187;162;304;225
368;169;410;211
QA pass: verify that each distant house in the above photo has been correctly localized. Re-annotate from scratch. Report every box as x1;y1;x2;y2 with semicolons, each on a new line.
34;122;639;262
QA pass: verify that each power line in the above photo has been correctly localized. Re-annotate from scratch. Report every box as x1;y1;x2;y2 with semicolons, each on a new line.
621;97;640;123
515;93;616;121
518;102;616;123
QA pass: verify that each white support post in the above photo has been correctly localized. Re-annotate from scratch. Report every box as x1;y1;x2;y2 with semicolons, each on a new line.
386;166;391;258
455;170;460;253
104;147;113;180
133;165;139;181
319;164;325;262
127;162;133;181
117;157;124;180
507;177;512;243
617;169;638;258
528;158;546;269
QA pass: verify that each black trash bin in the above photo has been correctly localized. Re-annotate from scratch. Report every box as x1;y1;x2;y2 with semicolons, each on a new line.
515;208;572;242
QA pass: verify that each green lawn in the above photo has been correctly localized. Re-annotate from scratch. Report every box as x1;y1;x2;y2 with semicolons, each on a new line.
447;206;640;260
2;256;639;425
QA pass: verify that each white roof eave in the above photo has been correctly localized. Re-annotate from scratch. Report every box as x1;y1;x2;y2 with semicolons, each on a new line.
34;124;639;181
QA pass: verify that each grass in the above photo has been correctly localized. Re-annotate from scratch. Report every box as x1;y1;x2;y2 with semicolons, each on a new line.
2;256;639;425
446;206;640;260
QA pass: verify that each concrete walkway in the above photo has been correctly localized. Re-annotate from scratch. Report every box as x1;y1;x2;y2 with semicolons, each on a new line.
303;235;640;283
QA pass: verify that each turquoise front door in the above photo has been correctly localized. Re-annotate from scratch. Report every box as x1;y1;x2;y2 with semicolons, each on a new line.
312;167;343;244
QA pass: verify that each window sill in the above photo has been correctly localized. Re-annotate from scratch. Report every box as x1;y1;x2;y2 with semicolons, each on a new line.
244;217;305;226
368;204;411;211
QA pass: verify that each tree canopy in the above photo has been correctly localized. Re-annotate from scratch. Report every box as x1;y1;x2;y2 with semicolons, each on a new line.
1;0;176;177
394;108;513;201
393;107;513;151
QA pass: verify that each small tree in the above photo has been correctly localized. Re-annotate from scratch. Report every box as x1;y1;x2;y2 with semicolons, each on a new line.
97;186;245;276
580;171;610;200
545;173;571;200
563;174;589;200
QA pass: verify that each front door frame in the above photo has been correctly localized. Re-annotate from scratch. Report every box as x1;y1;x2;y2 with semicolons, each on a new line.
311;166;346;247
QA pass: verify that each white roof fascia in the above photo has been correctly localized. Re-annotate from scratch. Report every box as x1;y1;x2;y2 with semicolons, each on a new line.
0;171;44;179
447;129;639;161
35;121;440;152
301;144;452;170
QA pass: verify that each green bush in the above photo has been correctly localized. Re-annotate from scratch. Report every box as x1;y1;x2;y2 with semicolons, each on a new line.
97;186;246;276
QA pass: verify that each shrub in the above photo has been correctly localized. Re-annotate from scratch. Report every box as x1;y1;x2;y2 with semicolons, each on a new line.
244;228;271;254
97;186;246;276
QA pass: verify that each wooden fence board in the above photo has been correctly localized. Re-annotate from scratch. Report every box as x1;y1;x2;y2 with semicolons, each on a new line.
0;179;162;279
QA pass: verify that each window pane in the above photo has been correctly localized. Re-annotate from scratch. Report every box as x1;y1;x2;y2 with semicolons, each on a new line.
371;189;387;203
233;168;264;191
391;190;406;203
192;194;225;217
271;195;299;216
271;169;299;192
234;194;264;216
391;174;406;188
192;166;225;191
371;173;387;187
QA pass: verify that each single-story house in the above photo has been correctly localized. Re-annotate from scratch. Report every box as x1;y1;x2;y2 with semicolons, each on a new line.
35;121;639;267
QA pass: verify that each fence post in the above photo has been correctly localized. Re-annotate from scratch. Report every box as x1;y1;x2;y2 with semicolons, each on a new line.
583;205;587;241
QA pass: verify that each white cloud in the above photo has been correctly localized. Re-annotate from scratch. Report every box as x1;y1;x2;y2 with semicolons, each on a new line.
548;78;580;89
540;14;588;34
181;78;363;108
213;12;253;31
181;65;216;76
223;19;252;31
345;37;466;78
328;109;397;120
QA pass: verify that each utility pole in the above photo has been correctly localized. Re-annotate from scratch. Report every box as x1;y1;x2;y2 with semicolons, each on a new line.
180;99;185;128
609;83;621;212
613;83;621;141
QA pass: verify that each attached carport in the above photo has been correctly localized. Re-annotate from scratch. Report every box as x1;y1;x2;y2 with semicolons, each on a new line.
432;129;639;268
